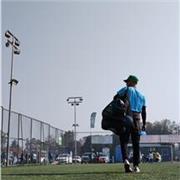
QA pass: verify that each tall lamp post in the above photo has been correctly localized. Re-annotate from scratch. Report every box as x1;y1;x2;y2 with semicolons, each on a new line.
67;97;83;160
5;30;20;166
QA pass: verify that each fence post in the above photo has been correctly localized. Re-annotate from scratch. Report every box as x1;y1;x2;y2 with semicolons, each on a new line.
30;118;33;163
1;106;4;136
48;124;50;163
55;128;57;145
17;114;20;158
40;122;42;164
1;107;3;143
1;107;4;158
171;144;174;162
20;115;23;154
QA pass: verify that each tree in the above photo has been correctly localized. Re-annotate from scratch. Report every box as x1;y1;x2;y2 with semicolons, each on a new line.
62;131;82;154
81;136;91;153
146;119;179;135
63;131;74;148
169;121;180;134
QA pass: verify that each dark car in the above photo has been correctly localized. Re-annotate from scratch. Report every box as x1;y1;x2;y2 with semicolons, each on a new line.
81;152;97;163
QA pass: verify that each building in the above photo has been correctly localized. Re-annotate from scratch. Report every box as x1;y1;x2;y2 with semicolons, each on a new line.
115;135;180;162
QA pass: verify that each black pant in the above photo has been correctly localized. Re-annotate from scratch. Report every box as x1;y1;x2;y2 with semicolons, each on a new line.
119;113;141;166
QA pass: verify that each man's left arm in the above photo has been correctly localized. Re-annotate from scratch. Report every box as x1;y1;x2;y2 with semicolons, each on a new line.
141;106;146;131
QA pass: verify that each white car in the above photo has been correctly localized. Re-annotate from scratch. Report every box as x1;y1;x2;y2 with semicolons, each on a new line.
72;156;82;163
56;154;72;164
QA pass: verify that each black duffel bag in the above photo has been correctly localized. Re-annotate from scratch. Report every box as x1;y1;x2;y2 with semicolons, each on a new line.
101;88;132;134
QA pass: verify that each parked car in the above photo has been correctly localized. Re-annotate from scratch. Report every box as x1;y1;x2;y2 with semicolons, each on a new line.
81;152;97;163
56;154;72;164
41;156;49;164
97;153;109;163
81;154;90;163
30;153;37;163
72;156;82;163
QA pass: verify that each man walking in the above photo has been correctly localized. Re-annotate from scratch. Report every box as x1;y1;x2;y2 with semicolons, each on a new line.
117;75;146;173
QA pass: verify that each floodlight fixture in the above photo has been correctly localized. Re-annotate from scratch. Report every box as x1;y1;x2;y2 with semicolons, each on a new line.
9;79;19;85
5;31;11;38
5;30;19;41
5;42;10;47
14;49;20;55
6;30;13;36
72;124;79;127
15;40;20;46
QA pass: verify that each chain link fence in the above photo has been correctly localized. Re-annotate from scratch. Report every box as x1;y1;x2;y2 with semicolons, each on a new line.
1;106;64;165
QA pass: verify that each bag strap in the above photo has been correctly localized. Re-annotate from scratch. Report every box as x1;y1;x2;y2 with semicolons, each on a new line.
113;87;128;100
125;87;129;98
124;87;133;116
121;87;129;100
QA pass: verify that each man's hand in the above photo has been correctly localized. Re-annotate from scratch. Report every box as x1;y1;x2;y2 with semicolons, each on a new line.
142;125;146;131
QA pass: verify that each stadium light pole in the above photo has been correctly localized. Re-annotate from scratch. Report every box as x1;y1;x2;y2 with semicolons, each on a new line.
5;30;20;166
67;97;83;162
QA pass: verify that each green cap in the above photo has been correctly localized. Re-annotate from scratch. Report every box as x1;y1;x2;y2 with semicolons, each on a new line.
124;75;139;83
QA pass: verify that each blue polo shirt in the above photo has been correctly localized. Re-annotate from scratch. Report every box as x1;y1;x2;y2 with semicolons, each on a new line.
117;87;146;113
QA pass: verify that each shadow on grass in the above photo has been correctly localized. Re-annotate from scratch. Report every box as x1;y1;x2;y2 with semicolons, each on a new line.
2;171;127;176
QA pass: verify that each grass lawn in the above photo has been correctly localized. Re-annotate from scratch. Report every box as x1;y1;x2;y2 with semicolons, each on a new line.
1;162;180;180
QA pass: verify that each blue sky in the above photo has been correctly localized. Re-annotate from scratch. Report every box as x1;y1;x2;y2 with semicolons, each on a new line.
1;0;179;138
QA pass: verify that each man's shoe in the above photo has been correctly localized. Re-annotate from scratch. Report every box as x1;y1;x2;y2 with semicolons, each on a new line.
134;166;140;173
124;159;133;173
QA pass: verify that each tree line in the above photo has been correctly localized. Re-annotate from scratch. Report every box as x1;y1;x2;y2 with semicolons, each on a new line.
145;119;180;135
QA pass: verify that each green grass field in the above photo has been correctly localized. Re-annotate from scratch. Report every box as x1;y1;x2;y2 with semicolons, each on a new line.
1;162;180;180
